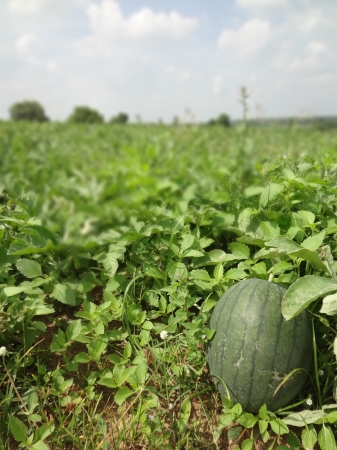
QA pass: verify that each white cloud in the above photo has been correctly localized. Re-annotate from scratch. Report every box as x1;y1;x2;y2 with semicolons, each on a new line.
212;76;224;95
273;41;332;73
218;19;271;57
86;0;199;42
8;0;90;14
236;0;288;13
15;33;59;73
180;70;191;81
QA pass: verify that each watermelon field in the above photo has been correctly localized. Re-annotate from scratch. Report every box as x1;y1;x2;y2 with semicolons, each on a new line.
1;121;337;449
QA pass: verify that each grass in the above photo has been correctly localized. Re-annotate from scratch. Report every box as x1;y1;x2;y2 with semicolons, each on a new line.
1;122;337;449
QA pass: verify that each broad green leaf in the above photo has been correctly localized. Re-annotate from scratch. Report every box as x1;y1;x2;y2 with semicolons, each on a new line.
31;441;50;450
190;269;211;281
320;293;337;316
236;412;258;428
289;248;329;273
259;404;269;420
282;276;337;320
180;234;194;252
102;253;118;276
241;438;254;450
318;424;336;450
114;387;134;406
270;418;289;435
225;268;247;280
227;425;242;441
66;320;82;341
271;261;293;275
259;183;284;207
287;431;301;449
301;425;317;450
301;231;325;251
244;186;264;197
50;283;76;306
123;342;132;358
206;191;231;204
228;243;250;259
283;409;326;426
73;352;90;363
16;259;42;278
214;263;224;281
265;237;301;253
201;298;217;312
9;415;27;442
34;421;55;442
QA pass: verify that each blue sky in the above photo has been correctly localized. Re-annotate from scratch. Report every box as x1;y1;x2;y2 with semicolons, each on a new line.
1;0;336;122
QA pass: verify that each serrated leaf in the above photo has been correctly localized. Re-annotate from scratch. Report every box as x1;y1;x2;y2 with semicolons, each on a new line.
201;298;217;312
214;263;224;281
102;253;118;276
282;275;337;320
270;418;289;435
16;259;42;278
241;438;254;450
228;243;250;259
207;191;231;204
114;387;134;406
50;283;76;306
265;237;301;253
66;319;82;341
180;234;194;252
289;248;329;273
9;415;27;442
227;425;242;441
301;424;317;450
283;410;326;426
259;183;284;207
287;431;301;449
190;269;211;281
318;424;336;450
301;231;325;251
225;268;246;280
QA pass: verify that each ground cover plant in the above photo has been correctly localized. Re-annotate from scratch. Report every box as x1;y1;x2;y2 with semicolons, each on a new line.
1;122;337;449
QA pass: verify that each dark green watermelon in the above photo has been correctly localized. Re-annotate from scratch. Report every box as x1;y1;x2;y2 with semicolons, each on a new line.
206;278;312;413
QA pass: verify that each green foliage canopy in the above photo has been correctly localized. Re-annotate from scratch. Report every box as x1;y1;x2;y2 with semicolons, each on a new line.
9;100;49;122
68;106;104;124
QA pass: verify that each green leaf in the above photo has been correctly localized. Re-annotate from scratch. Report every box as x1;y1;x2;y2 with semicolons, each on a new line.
9;415;27;442
225;268;247;280
301;231;326;251
283;409;326;426
207;191;231;204
73;352;90;363
265;237;301;253
214;263;224;281
228;243;250;259
102;253;118;276
236;412;258;428
190;269;211;281
270;418;289;435
318;424;336;450
16;259;42;278
320;293;337;316
287;431;301;449
301;425;317;450
66;320;82;341
50;283;76;306
282;276;337;320
241;438;254;450
259;183;284;207
180;234;194;252
227;425;242;441
289;248;329;273
114;387;134;406
123;342;132;358
259;404;269;420
34;421;55;442
201;298;217;312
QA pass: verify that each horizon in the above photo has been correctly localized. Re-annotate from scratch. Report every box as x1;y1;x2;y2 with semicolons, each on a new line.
1;0;337;122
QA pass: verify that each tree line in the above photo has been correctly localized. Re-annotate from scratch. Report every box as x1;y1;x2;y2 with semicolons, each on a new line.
7;100;231;127
8;101;129;124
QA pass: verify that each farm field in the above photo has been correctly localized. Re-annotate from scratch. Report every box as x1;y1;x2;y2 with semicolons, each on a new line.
1;122;337;449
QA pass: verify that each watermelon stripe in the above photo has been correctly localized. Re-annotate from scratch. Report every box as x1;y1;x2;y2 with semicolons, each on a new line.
206;278;312;412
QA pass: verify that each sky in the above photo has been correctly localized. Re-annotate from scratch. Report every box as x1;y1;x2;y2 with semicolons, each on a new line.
1;0;337;123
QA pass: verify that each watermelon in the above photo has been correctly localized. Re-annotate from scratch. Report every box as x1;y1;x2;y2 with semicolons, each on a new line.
206;278;312;413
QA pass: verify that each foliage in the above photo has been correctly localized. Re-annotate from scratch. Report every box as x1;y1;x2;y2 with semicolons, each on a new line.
207;113;231;127
9;100;49;122
1;123;337;448
68;106;104;124
110;112;129;124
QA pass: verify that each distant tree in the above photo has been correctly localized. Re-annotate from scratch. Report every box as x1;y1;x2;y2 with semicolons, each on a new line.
217;113;231;127
110;112;129;124
9;100;49;122
68;106;104;124
207;113;231;127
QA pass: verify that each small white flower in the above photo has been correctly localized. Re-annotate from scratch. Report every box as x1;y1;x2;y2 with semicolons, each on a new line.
319;369;324;376
148;414;155;420
306;397;313;406
201;334;206;339
283;155;287;160
0;347;6;357
160;330;169;340
169;403;173;410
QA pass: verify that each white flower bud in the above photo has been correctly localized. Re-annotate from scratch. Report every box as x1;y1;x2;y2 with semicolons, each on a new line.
0;347;7;357
160;330;169;340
